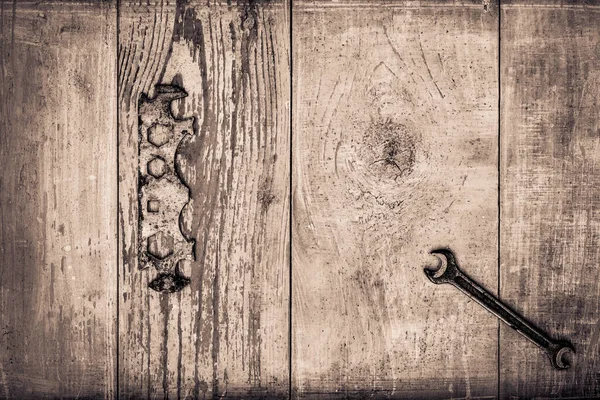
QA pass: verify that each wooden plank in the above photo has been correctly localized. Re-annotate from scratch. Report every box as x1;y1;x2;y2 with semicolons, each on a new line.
500;2;600;397
0;1;117;398
118;1;290;397
292;2;499;398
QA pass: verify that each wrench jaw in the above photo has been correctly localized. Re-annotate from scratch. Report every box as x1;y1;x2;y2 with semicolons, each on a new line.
546;341;575;370
425;248;460;284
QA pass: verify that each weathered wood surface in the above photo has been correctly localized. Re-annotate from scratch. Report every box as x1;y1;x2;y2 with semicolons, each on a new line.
292;2;499;398
0;1;117;398
118;1;290;397
3;0;600;397
500;2;600;398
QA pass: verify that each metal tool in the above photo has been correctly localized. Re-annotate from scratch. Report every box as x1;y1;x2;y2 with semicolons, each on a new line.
424;248;574;370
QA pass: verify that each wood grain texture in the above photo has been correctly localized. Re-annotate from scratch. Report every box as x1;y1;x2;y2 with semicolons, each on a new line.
118;1;290;397
500;2;600;398
0;1;117;398
292;2;499;398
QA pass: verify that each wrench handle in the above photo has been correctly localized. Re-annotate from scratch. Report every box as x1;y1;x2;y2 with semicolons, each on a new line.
452;273;552;350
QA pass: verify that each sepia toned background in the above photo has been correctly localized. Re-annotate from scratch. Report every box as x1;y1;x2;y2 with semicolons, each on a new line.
1;0;599;398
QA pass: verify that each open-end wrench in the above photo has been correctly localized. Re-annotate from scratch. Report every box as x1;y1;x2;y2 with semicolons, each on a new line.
424;248;574;370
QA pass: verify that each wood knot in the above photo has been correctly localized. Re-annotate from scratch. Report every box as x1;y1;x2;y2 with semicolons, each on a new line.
242;14;255;31
258;180;276;211
359;120;417;181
